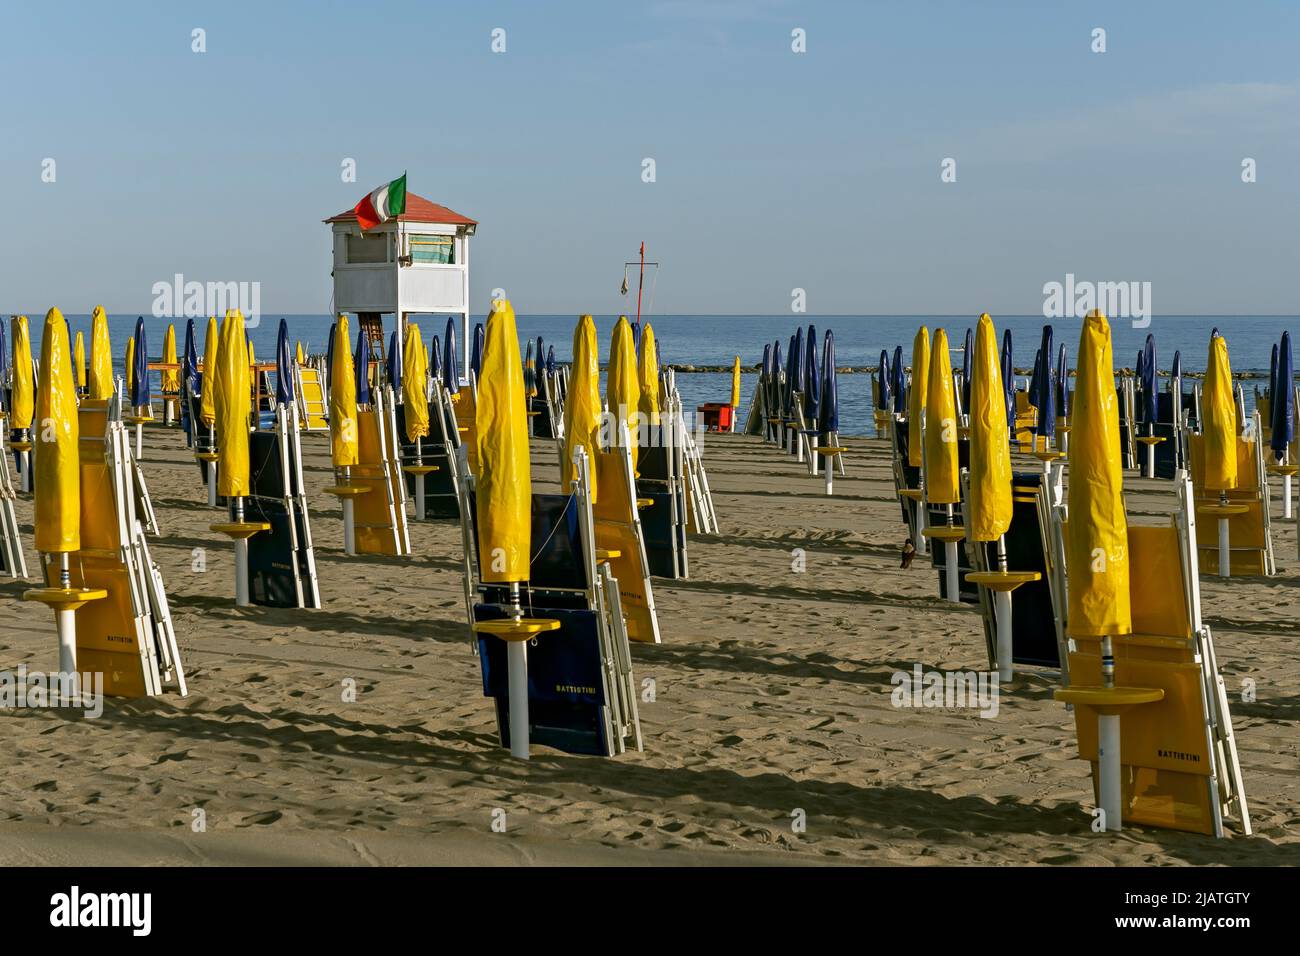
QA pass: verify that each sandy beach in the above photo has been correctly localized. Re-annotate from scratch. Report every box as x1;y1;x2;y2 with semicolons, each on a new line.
1;422;1296;866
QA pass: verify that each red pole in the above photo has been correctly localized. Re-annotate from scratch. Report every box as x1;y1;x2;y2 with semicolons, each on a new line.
635;241;645;325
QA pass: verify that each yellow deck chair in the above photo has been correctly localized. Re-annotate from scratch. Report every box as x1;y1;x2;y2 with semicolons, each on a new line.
295;364;329;431
593;440;662;644
1063;479;1250;836
352;392;409;556
455;383;479;477
1187;420;1274;575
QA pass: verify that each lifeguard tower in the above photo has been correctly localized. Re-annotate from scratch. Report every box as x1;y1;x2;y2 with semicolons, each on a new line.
325;193;477;375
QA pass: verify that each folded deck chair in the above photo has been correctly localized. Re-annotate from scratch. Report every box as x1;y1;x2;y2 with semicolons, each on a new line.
0;424;28;578
396;380;464;520
1153;390;1190;478
53;401;186;698
636;429;687;580
243;402;321;608
294;363;329;432
464;451;643;757
889;417;927;553
969;471;1068;671
1060;478;1250;837
593;431;663;644
1187;414;1275;575
351;387;410;556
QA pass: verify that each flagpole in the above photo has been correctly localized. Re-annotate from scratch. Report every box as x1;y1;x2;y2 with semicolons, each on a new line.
636;241;645;326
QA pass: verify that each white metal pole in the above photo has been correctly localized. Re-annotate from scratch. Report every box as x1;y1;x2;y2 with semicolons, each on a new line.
1098;713;1122;831
414;437;426;520
135;421;144;459
234;498;250;607
55;554;79;699
507;641;530;760
1218;517;1231;578
19;451;29;493
994;590;1013;682
207;424;217;506
824;453;833;495
945;541;960;603
1285;475;1293;520
1145;442;1154;478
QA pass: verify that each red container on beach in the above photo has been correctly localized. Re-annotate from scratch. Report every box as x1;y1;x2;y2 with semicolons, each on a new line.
697;402;733;431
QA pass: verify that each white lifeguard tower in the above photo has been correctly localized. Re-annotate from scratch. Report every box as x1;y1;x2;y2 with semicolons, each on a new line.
325;193;477;375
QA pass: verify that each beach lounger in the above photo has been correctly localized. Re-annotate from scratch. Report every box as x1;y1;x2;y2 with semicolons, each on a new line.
242;401;321;608
889;418;928;554
0;422;28;578
295;362;329;432
1059;477;1250;836
51;399;186;698
350;386;410;556
593;430;663;644
397;379;464;520
463;449;643;757
1187;413;1275;575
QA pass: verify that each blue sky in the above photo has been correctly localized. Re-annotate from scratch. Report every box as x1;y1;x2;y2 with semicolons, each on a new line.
2;0;1298;315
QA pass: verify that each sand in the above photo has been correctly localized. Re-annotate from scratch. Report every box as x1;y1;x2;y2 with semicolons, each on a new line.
1;423;1297;866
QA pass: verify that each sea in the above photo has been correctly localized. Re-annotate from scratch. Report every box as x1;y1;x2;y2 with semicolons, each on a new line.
11;313;1296;438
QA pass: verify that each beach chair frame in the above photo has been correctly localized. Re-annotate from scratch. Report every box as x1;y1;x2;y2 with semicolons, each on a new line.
0;423;28;578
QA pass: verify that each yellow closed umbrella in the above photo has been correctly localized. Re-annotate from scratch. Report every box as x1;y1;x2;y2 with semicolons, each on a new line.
10;315;34;433
33;308;80;554
296;340;306;366
1067;309;1130;638
214;310;250;498
608;315;641;472
967;314;1012;542
637;322;660;428
161;324;179;392
477;299;531;583
248;340;256;367
73;331;87;391
907;325;930;467
730;356;741;409
1202;332;1238;492
200;316;218;426
330;316;359;469
923;328;960;505
124;335;135;396
402;320;429;442
88;305;113;401
562;314;602;501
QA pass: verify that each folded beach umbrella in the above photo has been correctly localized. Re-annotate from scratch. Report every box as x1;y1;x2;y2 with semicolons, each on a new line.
804;323;820;423
1067;310;1131;636
761;343;772;386
1170;350;1182;400
877;349;891;411
1203;331;1238;491
296;341;306;366
477;298;531;582
276;319;295;407
34;308;79;554
0;322;8;412
386;330;401;389
608;315;642;471
88;306;113;401
162;324;179;394
731;355;742;410
536;336;545;377
182;319;196;395
1055;344;1070;421
444;317;459;390
1270;332;1294;462
630;322;641;356
402;321;429;443
638;322;660;426
247;338;256;368
770;339;783;422
429;334;442;382
330;317;359;469
354;330;371;406
214;310;251;497
131;317;150;411
73;330;87;392
1000;328;1015;425
64;314;74;380
961;327;973;411
201;316;219;427
1033;326;1055;441
471;322;485;379
1027;349;1041;409
967;314;1012;542
907;325;931;467
563;315;602;501
1139;333;1157;428
546;346;556;376
1269;343;1279;405
788;328;803;415
892;345;906;414
124;334;136;397
524;339;536;398
818;330;838;436
11;316;34;433
325;321;336;386
924;328;960;505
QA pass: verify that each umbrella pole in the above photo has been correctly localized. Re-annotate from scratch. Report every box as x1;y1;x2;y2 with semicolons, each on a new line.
207;425;217;507
233;497;250;607
55;553;79;699
944;504;960;604
135;408;144;459
824;448;833;495
414;437;426;520
994;536;1014;681
1144;424;1155;478
1218;492;1231;578
507;582;530;761
19;448;30;493
342;466;357;556
1097;635;1122;830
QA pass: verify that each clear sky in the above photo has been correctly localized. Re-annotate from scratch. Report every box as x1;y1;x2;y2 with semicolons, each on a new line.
2;1;1298;316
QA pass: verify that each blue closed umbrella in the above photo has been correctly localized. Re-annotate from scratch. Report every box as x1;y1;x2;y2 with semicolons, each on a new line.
470;323;485;378
445;318;460;390
961;328;973;411
771;340;783;416
183;319;197;390
326;322;336;389
354;331;371;405
892;345;905;413
804;324;820;421
131;317;150;409
1000;328;1015;426
1140;333;1157;428
1055;344;1069;421
877;349;891;410
787;330;803;415
386;330;401;391
276;318;295;406
1027;349;1041;408
1271;332;1294;462
1032;325;1054;440
524;339;535;395
818;330;838;435
1269;343;1279;404
429;334;442;382
0;322;9;412
546;345;555;375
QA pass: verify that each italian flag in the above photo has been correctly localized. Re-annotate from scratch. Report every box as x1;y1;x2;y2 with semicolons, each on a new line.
353;173;407;231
